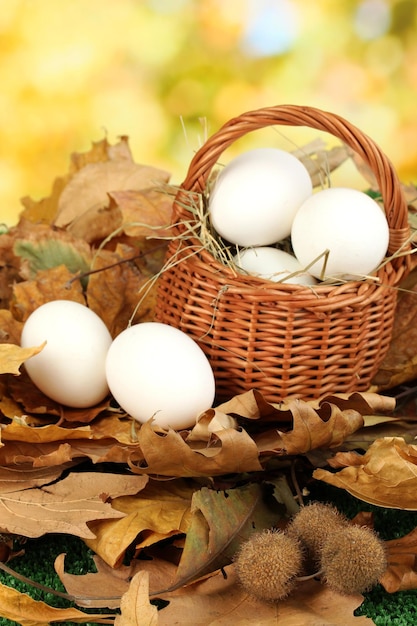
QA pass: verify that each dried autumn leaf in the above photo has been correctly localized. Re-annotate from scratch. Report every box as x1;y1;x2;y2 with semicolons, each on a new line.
19;136;138;226
6;370;111;421
66;203;124;243
115;571;159;626
20;176;68;225
130;420;263;477
380;526;417;592
0;308;23;344
85;479;195;568
217;389;392;428
0;581;115;625
11;264;85;322
342;414;417;453
294;139;350;187
169;480;294;593
86;244;158;335
0;231;22;309
0;438;133;469
14;232;91;281
313;391;396;415
55;553;130;609
313;437;417;509
0;472;148;538
0;463;74;493
0;379;27;421
0;419;95;444
0;342;45;375
0;387;394;479
55;160;170;228
156;565;374;626
55;552;178;608
254;399;364;456
108;188;173;238
187;408;239;442
0;412;140;468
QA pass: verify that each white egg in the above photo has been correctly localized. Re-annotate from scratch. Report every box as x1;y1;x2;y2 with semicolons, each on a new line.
291;187;389;280
208;148;313;246
105;322;215;430
21;300;112;407
233;247;316;285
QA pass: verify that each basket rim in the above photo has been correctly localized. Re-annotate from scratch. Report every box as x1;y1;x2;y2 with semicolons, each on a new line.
165;236;399;310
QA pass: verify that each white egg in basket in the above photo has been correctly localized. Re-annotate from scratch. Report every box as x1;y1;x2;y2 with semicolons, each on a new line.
233;247;316;285
291;187;389;280
208;147;313;246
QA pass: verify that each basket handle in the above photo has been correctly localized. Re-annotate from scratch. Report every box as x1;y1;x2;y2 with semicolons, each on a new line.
178;104;410;259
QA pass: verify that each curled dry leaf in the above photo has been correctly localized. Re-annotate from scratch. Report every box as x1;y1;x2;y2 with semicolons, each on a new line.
0;580;115;626
129;390;383;477
0;342;45;375
55;552;178;608
130;420;263;477
217;390;377;459
0;472;148;539
187;408;238;442
108;187;174;239
55;158;170;229
0;389;393;478
84;479;195;568
313;437;417;509
115;571;158;626
55;553;131;609
380;527;417;593
254;400;364;457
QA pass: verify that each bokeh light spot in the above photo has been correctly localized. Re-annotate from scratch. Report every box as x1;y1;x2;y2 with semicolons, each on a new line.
241;0;299;57
354;0;391;40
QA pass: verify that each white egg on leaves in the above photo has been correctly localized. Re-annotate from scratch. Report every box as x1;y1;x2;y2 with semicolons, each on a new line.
105;322;216;430
291;187;390;280
233;247;316;285
21;300;112;407
208;148;313;247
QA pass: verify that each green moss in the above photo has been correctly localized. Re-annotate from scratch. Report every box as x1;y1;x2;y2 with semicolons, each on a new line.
0;534;118;626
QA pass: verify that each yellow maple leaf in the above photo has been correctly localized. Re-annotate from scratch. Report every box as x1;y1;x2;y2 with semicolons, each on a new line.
0;342;45;375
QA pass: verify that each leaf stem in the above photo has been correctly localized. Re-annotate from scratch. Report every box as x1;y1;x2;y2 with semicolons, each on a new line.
66;241;167;286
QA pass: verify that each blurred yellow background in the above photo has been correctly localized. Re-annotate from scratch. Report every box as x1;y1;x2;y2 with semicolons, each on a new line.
1;0;417;225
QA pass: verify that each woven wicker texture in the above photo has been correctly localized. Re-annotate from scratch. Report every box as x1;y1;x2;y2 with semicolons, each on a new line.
155;105;411;402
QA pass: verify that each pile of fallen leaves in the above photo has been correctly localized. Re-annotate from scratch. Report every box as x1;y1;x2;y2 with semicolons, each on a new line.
2;137;417;624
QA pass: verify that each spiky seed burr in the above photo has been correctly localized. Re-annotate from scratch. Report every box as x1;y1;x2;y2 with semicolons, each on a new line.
286;502;349;565
234;529;304;602
320;524;387;595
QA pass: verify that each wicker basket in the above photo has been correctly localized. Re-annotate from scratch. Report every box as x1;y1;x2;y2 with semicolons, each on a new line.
154;105;411;403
